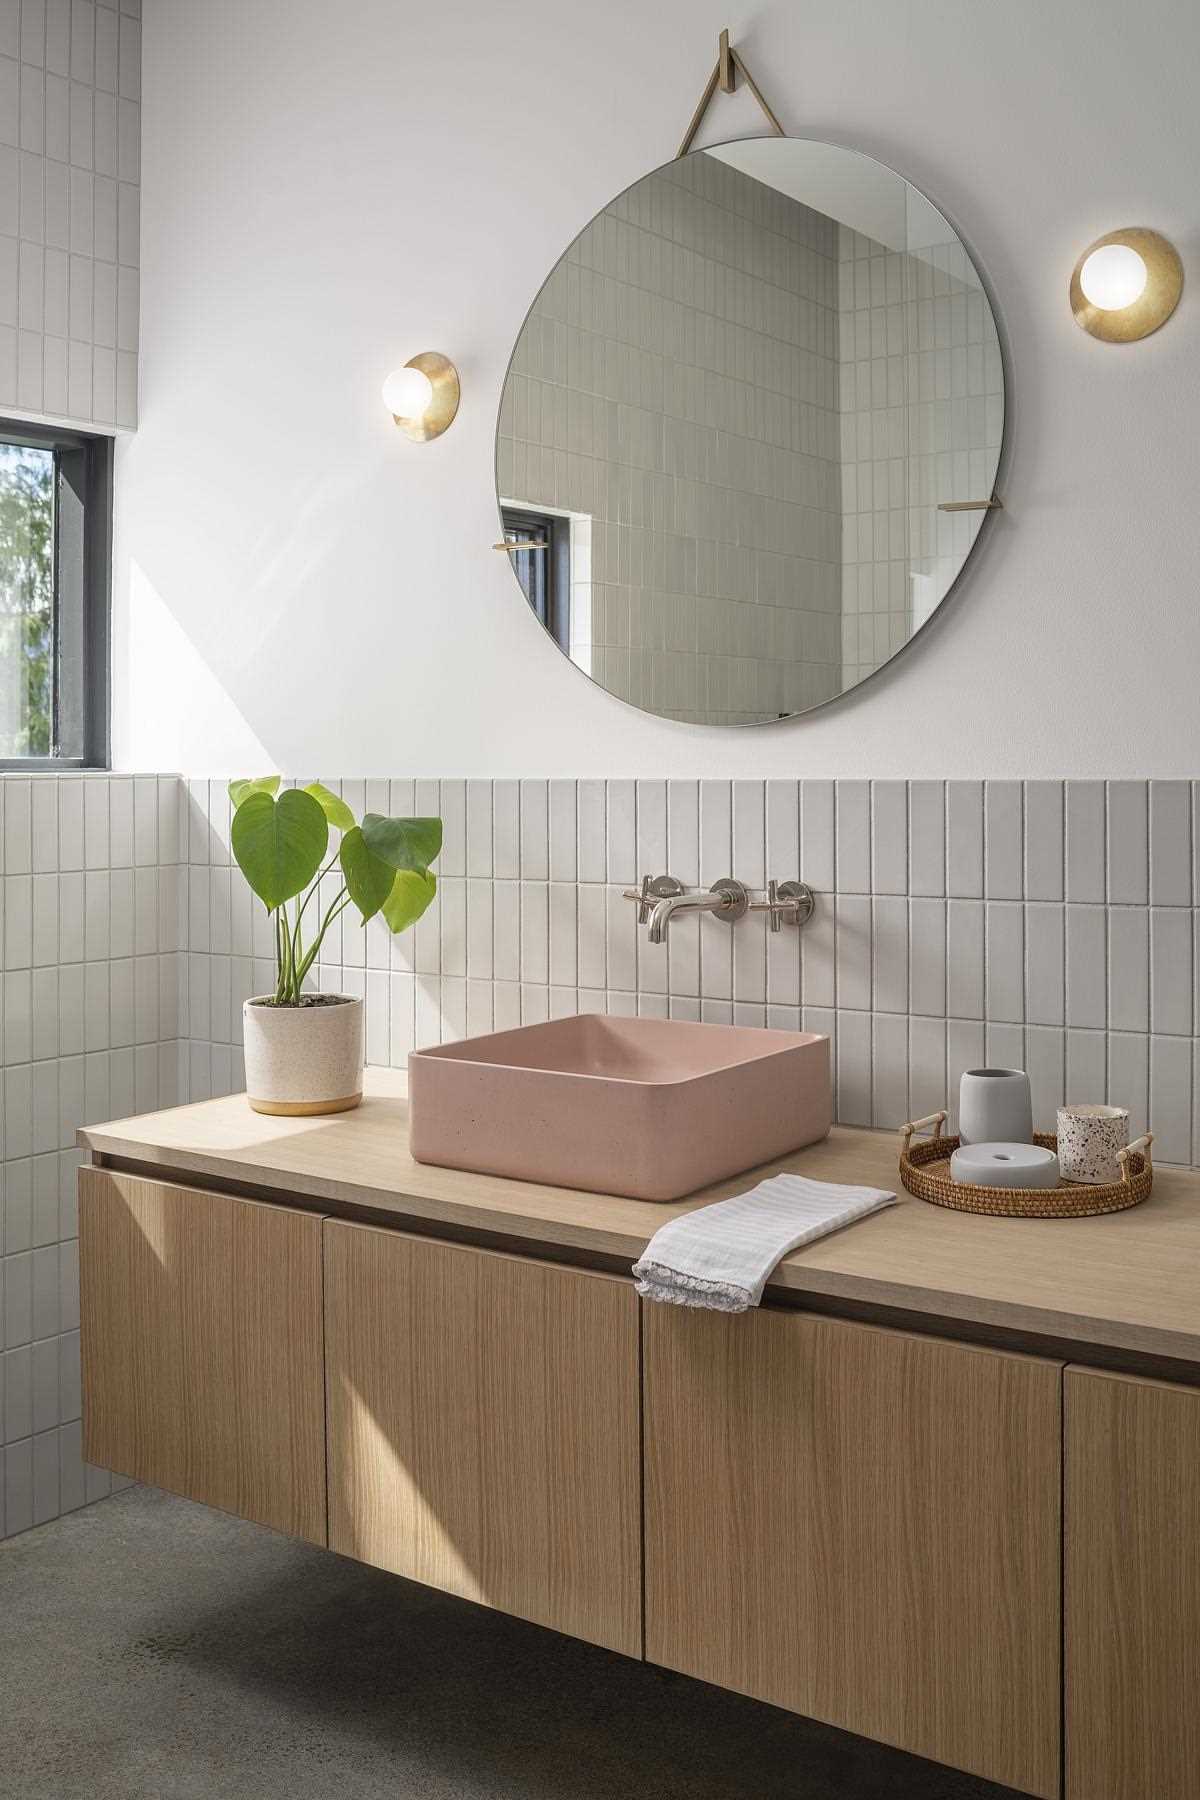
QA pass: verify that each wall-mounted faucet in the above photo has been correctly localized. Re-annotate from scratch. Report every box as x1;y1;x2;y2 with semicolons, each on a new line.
625;875;815;944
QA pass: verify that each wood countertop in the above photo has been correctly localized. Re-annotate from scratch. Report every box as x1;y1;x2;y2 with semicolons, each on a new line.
80;1068;1200;1370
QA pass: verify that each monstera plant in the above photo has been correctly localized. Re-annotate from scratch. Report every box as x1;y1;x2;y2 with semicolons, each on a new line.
229;777;441;1114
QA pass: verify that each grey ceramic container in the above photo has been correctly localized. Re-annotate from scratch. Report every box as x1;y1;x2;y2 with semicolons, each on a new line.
958;1068;1034;1146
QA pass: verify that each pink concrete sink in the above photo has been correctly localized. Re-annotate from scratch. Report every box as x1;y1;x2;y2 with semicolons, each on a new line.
408;1014;831;1201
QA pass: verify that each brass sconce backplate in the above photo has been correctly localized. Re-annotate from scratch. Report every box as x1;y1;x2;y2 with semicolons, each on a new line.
394;351;460;441
1070;228;1183;344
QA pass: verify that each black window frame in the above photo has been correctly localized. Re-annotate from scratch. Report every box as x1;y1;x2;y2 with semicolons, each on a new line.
0;415;112;770
501;505;572;654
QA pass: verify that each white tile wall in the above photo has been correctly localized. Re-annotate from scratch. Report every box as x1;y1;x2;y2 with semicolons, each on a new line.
0;771;182;1540
0;0;139;427
837;223;1003;687
178;775;1200;1177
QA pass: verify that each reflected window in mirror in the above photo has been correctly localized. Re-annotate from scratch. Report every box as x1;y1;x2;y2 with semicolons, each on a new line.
500;506;574;655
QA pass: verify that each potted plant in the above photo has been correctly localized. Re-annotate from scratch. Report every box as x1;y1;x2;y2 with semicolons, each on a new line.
229;777;441;1115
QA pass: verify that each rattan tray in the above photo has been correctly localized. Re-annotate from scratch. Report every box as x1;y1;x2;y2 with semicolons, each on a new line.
898;1111;1154;1218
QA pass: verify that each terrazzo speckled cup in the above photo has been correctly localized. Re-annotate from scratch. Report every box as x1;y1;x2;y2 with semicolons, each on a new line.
1056;1104;1130;1184
243;994;363;1116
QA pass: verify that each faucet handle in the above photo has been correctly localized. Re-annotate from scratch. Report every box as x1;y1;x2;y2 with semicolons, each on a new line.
637;874;684;924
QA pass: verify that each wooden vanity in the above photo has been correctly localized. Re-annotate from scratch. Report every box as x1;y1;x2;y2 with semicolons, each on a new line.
78;1069;1200;1800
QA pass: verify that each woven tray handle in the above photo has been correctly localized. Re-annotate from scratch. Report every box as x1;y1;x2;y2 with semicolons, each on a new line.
1116;1133;1154;1186
899;1111;948;1157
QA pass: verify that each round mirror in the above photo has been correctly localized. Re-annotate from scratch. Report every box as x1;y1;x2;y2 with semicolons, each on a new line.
496;137;1005;726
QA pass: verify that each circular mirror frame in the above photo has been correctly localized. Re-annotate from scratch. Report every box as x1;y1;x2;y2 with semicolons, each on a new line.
494;133;1010;727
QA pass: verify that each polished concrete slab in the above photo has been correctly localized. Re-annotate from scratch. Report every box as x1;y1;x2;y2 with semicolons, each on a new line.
1;1486;1026;1800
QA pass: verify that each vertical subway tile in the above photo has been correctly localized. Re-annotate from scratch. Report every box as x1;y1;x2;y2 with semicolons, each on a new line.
636;779;667;875
870;781;906;895
1025;1026;1064;1132
605;885;636;991
835;780;870;893
667;779;699;887
59;777;83;869
836;1007;871;1126
605;779;636;885
492;780;520;880
984;781;1022;899
732;781;765;888
946;781;983;898
31;778;57;871
908;1015;946;1121
1107;1032;1148;1137
548;779;577;882
871;895;907;1014
909;898;946;1016
1150;1036;1191;1164
1150;908;1191;1036
577;780;605;883
908;781;945;897
519;779;548;880
576;885;606;990
985;901;1024;1024
1023;781;1064;902
835;893;871;1012
1108;908;1149;1033
872;1013;908;1128
1066;906;1107;1030
800;891;835;1009
799;780;834;892
1107;781;1148;904
1066;781;1105;902
1149;780;1191;906
1025;904;1064;1027
548;883;576;988
519;882;548;986
1066;1028;1107;1105
698;780;731;886
465;779;493;878
985;1021;1025;1073
765;781;799;880
491;882;519;984
946;900;984;1020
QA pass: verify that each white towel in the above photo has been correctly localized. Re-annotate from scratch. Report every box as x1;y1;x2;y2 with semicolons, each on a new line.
632;1173;897;1313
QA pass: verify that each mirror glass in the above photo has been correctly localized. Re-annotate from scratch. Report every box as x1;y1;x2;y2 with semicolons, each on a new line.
496;137;1004;725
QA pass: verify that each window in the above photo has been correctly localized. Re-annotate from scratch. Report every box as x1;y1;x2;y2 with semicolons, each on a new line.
500;506;571;653
0;419;111;766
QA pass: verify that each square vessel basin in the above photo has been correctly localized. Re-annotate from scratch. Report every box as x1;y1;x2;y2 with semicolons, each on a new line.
408;1014;831;1201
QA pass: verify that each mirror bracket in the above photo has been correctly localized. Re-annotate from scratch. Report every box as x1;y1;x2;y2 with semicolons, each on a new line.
677;27;786;157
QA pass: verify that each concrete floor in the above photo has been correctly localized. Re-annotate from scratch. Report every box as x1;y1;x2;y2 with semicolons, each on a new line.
0;1486;1028;1800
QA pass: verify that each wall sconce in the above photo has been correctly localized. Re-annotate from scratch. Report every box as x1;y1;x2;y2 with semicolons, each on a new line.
381;352;460;441
1070;228;1183;343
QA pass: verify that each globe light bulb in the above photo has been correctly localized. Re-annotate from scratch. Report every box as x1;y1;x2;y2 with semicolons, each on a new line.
1079;243;1148;311
382;365;435;420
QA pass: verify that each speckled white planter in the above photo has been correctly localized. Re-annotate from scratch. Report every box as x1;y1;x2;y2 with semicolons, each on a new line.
242;995;364;1116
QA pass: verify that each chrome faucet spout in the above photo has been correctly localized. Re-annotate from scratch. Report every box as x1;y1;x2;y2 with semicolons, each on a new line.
647;890;731;944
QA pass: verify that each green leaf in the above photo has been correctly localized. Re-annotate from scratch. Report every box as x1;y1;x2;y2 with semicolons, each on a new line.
228;775;280;810
361;813;443;873
230;788;329;911
339;826;396;922
304;781;356;833
381;868;437;933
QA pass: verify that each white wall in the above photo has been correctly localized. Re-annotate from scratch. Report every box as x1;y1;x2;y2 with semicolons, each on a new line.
114;0;1200;777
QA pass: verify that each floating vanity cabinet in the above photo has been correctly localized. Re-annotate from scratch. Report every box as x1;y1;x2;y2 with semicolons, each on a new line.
78;1169;326;1546
322;1219;642;1658
1066;1368;1200;1800
643;1306;1062;1799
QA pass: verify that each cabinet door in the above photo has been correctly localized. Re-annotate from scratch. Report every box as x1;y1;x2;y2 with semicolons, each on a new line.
1066;1367;1200;1800
79;1167;326;1544
644;1306;1061;1799
323;1220;641;1657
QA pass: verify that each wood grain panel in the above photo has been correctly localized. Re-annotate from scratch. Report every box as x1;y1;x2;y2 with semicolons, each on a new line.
323;1219;640;1657
644;1306;1061;1798
1066;1367;1200;1799
80;1070;1200;1367
79;1167;325;1544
